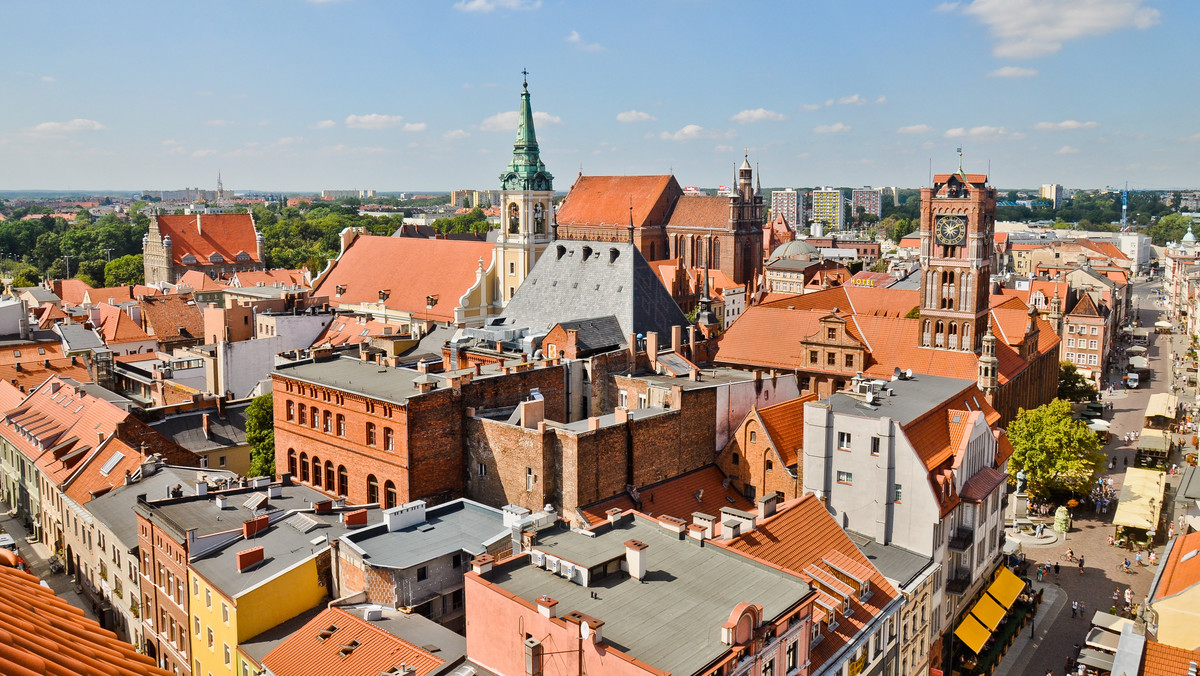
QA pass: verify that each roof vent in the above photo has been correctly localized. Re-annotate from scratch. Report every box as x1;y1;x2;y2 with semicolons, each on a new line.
337;639;361;657
609;248;619;264
556;245;566;260
582;245;592;261
1182;549;1199;563
316;624;338;641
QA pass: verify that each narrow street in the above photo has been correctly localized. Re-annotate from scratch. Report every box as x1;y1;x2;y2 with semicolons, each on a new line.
0;504;100;624
1003;277;1190;675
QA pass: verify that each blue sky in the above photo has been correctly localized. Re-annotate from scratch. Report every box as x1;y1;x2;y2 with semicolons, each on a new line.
1;0;1194;192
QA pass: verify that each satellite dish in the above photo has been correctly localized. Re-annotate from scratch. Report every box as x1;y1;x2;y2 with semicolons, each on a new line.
892;367;902;381
865;391;875;404
905;369;913;379
581;621;592;640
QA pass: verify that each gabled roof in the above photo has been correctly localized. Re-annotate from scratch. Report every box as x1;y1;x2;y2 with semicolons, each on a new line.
155;213;260;266
0;566;173;676
755;393;819;467
555;175;681;227
578;465;753;528
1066;291;1103;317
232;269;307;289
1151;531;1200;602
717;495;899;671
35;303;68;329
1140;639;1200;676
262;606;446;676
0;357;91;393
138;294;203;344
82;285;156;306
313;234;494;323
51;278;94;307
553;316;626;353
96;304;153;344
665;194;731;229
176;270;229;292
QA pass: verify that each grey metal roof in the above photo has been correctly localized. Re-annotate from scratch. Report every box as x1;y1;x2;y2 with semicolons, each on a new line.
341;499;506;570
1177;465;1200;501
495;240;687;340
275;356;427;404
846;531;935;590
18;287;60;303
819;374;979;425
554;316;626;353
151;403;251;453
336;605;467;669
149;483;337;538
56;323;106;351
87;465;238;551
485;514;810;675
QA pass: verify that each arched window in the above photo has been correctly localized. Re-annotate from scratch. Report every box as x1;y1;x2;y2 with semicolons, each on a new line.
384;480;398;509
287;449;297;477
336;414;346;437
286;401;294;421
366;423;377;447
712;238;720;267
324;461;334;489
311;456;322;487
508;203;520;234
299;453;309;482
297;405;306;426
337;466;348;497
367;475;379;504
323;411;332;433
310;410;318;429
384;427;394;451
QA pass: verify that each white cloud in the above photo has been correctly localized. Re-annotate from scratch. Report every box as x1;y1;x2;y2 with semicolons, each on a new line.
312;120;336;129
1056;145;1081;154
799;104;823;112
659;124;726;141
715;145;735;153
443;129;470;140
275;137;303;146
161;139;179;146
988;66;1039;77
403;122;427;132
934;2;959;11
40;75;55;83
565;30;602;51
874;95;887;104
814;122;851;134
453;0;540;12
944;125;1025;141
29;118;105;135
963;0;1161;59
1186;132;1200;143
479;110;562;132
617;110;656;123
345;114;405;129
897;124;934;134
1033;119;1100;130
202;119;234;127
730;108;787;123
192;149;217;157
838;94;866;106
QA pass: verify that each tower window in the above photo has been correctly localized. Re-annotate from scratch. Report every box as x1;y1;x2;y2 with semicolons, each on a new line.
509;262;515;275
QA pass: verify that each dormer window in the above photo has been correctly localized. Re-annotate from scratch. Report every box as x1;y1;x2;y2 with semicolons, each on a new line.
208;253;225;264
316;625;338;641
235;251;251;262
181;253;198;265
335;285;345;296
811;620;822;645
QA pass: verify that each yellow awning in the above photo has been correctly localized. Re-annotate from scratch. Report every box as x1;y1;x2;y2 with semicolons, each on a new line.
987;566;1025;610
970;593;1007;631
955;614;991;654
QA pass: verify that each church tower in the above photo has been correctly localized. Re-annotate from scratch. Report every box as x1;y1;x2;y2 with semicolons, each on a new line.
917;168;996;353
496;74;554;306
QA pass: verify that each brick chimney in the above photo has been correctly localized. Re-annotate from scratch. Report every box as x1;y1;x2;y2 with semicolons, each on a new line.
613;406;629;424
645;331;659;369
471;554;494;574
236;546;264;572
624;540;648;580
343;508;368;527
201;413;211;439
536;596;558;619
242;514;270;539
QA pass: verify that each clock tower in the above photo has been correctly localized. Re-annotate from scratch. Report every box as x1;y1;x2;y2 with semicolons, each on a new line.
917;169;997;352
496;73;555;306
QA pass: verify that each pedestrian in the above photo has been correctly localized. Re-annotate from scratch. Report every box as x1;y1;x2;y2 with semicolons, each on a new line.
1123;558;1131;573
1054;561;1060;575
1149;551;1157;565
1037;565;1044;582
1108;535;1115;546
1125;588;1133;605
1113;587;1120;603
1110;458;1115;470
1066;547;1074;562
1136;552;1143;566
1080;601;1087;617
1071;600;1078;617
1170;522;1176;538
1079;557;1085;575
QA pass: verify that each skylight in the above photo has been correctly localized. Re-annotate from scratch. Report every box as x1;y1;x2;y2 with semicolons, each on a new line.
99;451;125;477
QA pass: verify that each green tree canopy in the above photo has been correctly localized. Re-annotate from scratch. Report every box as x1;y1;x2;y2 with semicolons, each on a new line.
246;393;276;478
1058;361;1098;402
105;254;144;286
1006;399;1104;498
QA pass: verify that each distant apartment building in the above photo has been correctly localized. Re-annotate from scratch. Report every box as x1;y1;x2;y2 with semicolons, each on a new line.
810;188;845;230
449;189;500;208
851;187;883;219
321;189;376;199
771;188;799;227
1040;183;1064;209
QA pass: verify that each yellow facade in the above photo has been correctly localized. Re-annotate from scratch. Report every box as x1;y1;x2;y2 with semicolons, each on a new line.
1152;591;1200;650
191;557;328;676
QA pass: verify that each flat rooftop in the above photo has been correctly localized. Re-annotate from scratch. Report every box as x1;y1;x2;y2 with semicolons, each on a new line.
820;373;978;425
147;482;336;539
483;515;810;676
847;531;935;590
554;405;671;432
342;500;506;570
631;366;771;391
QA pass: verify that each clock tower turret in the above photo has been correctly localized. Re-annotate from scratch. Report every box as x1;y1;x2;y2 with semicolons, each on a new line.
918;168;997;353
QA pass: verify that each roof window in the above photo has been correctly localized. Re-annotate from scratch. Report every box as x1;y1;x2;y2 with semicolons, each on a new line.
338;639;361;657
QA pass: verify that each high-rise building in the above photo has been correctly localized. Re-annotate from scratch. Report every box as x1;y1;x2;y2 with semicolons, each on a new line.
851;187;883;219
770;188;799;227
809;188;845;230
1040;183;1064;209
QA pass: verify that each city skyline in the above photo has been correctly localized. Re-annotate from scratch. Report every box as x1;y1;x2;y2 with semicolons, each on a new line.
1;0;1195;192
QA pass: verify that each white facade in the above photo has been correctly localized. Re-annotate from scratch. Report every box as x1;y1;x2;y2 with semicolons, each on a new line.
1118;232;1152;274
771;189;799;227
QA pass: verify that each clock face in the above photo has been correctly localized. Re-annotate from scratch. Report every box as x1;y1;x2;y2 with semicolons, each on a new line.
935;214;966;246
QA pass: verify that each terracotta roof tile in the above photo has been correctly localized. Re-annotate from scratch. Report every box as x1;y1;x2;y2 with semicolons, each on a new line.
1153;531;1200;601
138;294;203;344
96;304;153;344
314;234;494;322
665;195;731;229
262;606;444;676
156;213;260;266
717;495;899;672
233;269;308;288
556;175;681;227
51;278;94;307
0;341;64;367
0;565;172;675
312;316;410;348
933;172;988;183
1067;292;1102;317
579;465;753;527
175;270;229;291
83;285;157;306
1140;639;1200;676
756;394;819;466
0;358;91;393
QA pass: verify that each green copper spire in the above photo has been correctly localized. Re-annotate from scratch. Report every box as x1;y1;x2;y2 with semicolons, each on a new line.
500;74;553;192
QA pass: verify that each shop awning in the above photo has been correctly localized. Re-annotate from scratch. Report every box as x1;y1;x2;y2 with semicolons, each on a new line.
954;614;991;654
1130;356;1150;369
1137;428;1171;452
1085;626;1121;652
1077;648;1115;671
969;593;1007;631
1091;610;1134;633
986;566;1025;609
1087;419;1111;432
1146;393;1180;420
1156;320;1173;328
1128;345;1147;354
1112;467;1167;531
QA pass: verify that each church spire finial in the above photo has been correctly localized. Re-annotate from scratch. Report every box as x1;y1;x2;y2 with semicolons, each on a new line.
500;72;553;192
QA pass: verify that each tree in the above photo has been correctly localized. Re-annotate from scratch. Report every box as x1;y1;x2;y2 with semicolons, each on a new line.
105;254;144;286
1058;361;1098;402
246;393;276;478
1006;399;1104;498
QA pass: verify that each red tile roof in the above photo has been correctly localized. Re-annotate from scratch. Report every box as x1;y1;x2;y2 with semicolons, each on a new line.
555;175;681;227
756;394;819;467
1067;291;1102;317
314;234;495;322
83;285;157;306
0;358;91;393
155;213;260;266
933;173;988;184
51;279;94;307
35;303;68;330
1153;531;1200;601
233;269;308;288
579;465;753;527
665;195;731;229
312;316;410;348
96;304;153;344
175;270;229;292
0;565;172;676
0;342;64;367
717;495;899;672
1140;639;1200;676
138;294;204;344
262;606;444;676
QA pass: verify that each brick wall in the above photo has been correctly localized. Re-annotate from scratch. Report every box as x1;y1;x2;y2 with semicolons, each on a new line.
719;411;803;502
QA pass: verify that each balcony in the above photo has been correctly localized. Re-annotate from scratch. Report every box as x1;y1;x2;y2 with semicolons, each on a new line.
948;527;974;552
946;567;973;595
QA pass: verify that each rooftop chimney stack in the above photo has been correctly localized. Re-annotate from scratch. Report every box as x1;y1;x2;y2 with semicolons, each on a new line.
624;539;648;580
536;596;558;619
757;493;778;520
471;554;495;575
236;546;264;572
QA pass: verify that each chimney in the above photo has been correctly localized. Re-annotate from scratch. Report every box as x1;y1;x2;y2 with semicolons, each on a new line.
384;501;427;532
236;546;264;572
314;499;333;514
471;554;494;574
757;493;778;520
645;331;659;369
723;519;741;539
671;324;682;353
519;398;544;430
688;325;696;359
692;512;716;539
587;416;600;431
124;469;133;486
215;495;228;509
474;363;482;376
613;406;629;424
624;540;648;580
687;524;707;542
195;481;207;496
605;508;623;524
242;514;270;539
343;508;368;527
536;596;558;619
627;333;637;365
201;413;211;439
